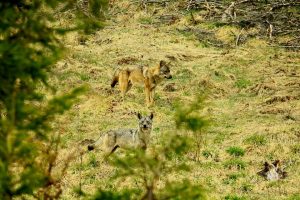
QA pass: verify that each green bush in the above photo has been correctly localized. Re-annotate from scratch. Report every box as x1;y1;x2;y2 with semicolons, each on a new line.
0;1;107;199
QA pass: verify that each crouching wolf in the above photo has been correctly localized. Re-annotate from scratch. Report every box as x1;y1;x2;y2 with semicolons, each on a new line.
88;113;154;157
257;160;287;181
111;60;172;106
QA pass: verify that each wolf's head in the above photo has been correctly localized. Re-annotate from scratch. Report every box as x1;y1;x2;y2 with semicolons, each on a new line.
158;60;172;79
257;160;287;181
137;112;154;133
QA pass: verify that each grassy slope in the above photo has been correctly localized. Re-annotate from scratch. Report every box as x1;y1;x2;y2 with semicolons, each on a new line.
53;2;300;199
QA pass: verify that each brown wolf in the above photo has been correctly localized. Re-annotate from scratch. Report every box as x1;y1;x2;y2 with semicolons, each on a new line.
87;113;154;157
111;60;172;106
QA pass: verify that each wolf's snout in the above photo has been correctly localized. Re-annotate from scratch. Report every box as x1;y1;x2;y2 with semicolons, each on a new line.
143;125;147;128
88;145;95;151
165;75;172;79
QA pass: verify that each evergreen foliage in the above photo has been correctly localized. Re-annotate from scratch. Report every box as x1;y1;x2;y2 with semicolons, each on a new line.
0;1;107;199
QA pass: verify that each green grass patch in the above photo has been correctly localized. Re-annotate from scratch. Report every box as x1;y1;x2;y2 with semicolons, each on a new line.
88;153;98;167
202;149;213;158
177;28;194;38
213;131;227;144
223;173;244;185
80;74;90;81
287;194;300;200
139;16;153;25
224;194;247;200
226;146;245;157
240;182;253;192
244;134;267;146
291;144;300;154
175;69;195;80
234;78;251;89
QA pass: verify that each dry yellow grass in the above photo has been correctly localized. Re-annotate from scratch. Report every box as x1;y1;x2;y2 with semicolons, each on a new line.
51;1;300;199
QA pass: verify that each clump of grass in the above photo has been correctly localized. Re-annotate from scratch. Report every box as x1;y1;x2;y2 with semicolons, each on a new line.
226;146;245;157
202;149;214;159
77;35;88;45
73;186;86;197
291;144;300;154
244;134;267;146
228;173;242;180
240;182;253;192
177;28;195;38
80;74;90;81
175;69;195;81
224;159;246;170
88;153;98;167
139;16;153;25
215;26;240;45
287;194;300;200
223;173;243;185
234;78;251;89
200;22;221;30
225;194;247;200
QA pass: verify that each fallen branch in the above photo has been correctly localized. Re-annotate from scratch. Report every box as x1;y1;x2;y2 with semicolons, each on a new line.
235;28;244;46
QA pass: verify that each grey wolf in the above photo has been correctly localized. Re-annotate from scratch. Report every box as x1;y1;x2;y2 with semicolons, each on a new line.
257;160;287;181
111;60;172;106
88;113;154;157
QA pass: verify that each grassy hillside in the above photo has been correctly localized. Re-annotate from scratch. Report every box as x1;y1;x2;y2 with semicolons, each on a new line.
53;1;300;199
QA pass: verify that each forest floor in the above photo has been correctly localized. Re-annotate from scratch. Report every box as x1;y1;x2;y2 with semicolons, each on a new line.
52;1;300;199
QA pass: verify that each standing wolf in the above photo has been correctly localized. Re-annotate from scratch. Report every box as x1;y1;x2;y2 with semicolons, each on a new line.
111;60;172;106
88;113;154;157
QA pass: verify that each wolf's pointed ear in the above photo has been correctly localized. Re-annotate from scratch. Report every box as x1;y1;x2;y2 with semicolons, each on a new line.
137;112;142;119
273;160;280;167
159;60;166;67
264;162;270;169
149;112;154;119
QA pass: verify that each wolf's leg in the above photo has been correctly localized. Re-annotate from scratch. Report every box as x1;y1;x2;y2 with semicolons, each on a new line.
119;80;128;100
144;78;151;106
145;87;151;106
126;81;132;92
119;81;128;100
109;145;119;156
150;88;155;105
102;145;119;161
119;70;130;100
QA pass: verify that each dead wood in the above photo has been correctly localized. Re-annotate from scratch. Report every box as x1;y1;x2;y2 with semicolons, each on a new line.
183;0;300;47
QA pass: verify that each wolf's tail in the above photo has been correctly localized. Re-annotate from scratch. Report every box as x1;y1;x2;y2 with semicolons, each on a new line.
87;144;95;151
111;76;118;88
111;68;121;88
87;135;102;151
